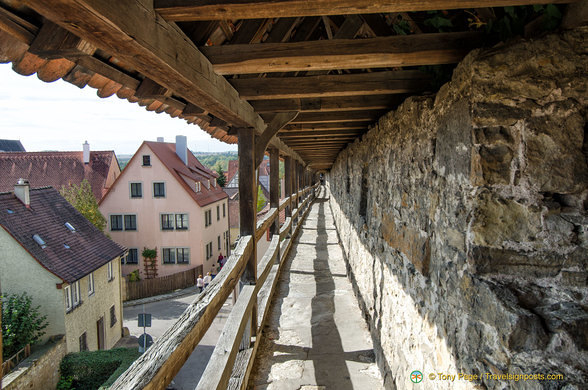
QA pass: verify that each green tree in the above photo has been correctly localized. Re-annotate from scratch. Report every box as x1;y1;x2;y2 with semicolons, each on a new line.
60;179;107;232
2;292;49;359
256;185;267;212
216;166;227;187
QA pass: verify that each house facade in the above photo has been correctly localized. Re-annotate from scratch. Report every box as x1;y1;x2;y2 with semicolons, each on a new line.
0;184;125;353
99;137;229;277
0;141;120;202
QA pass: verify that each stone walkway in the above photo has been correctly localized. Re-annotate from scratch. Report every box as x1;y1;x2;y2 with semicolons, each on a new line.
249;186;383;390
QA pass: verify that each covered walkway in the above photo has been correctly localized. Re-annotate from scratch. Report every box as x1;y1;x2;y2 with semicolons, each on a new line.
250;186;383;389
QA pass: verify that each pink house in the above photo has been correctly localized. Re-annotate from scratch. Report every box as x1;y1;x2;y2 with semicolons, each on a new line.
99;136;229;278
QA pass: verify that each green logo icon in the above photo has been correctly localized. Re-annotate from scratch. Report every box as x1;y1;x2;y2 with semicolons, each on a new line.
411;370;423;383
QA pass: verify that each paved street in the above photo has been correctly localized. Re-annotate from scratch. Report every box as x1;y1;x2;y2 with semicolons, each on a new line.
123;289;234;390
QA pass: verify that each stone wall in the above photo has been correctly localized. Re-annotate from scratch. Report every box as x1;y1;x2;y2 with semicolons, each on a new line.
2;336;66;390
328;27;587;389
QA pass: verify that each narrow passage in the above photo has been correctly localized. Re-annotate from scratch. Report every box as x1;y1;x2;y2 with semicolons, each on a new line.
250;186;383;389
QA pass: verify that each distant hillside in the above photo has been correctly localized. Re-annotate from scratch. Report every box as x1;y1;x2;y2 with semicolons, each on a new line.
193;151;238;172
116;151;237;172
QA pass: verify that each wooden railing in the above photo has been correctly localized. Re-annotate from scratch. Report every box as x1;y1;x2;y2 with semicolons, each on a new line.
1;344;31;376
111;183;319;390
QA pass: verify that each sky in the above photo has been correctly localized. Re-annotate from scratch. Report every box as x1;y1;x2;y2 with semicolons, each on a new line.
0;63;237;155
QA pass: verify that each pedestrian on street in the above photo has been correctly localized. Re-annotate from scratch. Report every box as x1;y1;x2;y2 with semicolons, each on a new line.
203;272;212;289
197;274;204;293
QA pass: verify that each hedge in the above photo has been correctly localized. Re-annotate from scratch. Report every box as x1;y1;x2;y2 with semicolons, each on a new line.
58;348;141;389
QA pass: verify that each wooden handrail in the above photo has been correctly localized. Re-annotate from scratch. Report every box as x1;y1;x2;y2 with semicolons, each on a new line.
279;197;290;211
112;184;319;390
279;217;292;241
255;207;278;243
110;236;253;390
196;285;256;390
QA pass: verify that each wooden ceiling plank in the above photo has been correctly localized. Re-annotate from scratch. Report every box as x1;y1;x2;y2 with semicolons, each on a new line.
231;70;429;100
202;31;484;75
265;17;299;43
252;95;405;113
135;77;169;99
282;122;370;131
25;0;266;134
291;110;384;123
155;0;575;21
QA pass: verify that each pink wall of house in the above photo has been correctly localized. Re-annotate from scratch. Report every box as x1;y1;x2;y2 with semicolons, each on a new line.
99;143;229;278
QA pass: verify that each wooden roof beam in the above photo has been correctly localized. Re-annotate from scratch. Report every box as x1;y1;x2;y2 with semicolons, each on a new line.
155;0;575;21
231;70;429;100
25;0;266;133
202;31;484;75
282;122;370;131
289;110;384;124
251;95;405;113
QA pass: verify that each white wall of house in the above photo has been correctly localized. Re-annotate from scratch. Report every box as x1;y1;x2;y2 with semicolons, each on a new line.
100;143;229;277
0;228;66;343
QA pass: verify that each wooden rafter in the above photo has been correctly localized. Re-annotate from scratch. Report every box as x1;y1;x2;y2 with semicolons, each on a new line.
231;70;430;100
155;0;574;21
251;95;405;113
201;31;484;74
24;0;265;132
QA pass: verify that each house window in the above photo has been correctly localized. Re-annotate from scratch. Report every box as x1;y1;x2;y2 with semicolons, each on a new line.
205;210;212;227
72;281;81;306
195;182;201;192
176;248;190;264
153;182;165;198
142;155;151;166
206;242;213;259
124;215;137;231
175;213;189;230
218;235;221;250
110;215;123;231
64;285;72;311
217;205;220;221
88;273;95;296
126;248;139;264
162;248;175;264
110;305;117;327
79;332;88;351
161;214;174;230
107;261;114;282
130;182;142;198
223;203;226;217
205;179;210;189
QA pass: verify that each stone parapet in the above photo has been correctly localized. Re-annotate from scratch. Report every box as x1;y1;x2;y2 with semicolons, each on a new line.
328;27;587;389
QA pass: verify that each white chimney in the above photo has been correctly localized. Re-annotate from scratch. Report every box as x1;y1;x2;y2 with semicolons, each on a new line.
15;178;30;207
176;135;188;165
83;141;90;164
157;137;164;142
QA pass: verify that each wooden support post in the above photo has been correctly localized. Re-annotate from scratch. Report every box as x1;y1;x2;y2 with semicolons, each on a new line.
269;148;280;236
284;156;292;218
238;127;257;339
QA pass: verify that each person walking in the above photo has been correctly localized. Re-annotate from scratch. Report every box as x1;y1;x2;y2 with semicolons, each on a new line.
196;274;204;293
203;272;212;289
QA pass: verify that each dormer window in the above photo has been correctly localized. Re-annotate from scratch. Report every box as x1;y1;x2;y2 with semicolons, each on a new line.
195;182;201;192
142;155;151;166
205;180;210;189
6;209;14;214
65;222;76;232
212;180;216;188
33;234;46;249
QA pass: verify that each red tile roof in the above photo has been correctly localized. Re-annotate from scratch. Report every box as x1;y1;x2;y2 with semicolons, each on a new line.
0;187;126;283
0;151;119;201
144;141;227;207
227;160;238;185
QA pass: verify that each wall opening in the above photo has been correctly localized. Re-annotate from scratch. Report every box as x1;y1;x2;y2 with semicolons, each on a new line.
359;166;368;219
